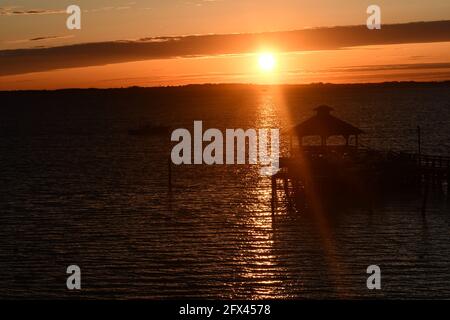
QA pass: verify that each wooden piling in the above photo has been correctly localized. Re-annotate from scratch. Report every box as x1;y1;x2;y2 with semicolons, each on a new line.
271;175;277;215
421;180;429;216
417;126;421;157
168;157;172;192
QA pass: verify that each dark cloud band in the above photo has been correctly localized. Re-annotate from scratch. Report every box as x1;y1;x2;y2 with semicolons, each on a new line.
1;20;449;76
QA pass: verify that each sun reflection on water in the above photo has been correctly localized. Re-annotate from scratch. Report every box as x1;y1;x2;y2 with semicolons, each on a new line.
231;90;295;298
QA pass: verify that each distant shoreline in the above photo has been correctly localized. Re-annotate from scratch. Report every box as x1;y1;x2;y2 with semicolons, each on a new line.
1;80;449;93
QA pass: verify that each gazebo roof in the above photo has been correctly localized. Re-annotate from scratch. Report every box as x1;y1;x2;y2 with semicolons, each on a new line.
293;105;364;137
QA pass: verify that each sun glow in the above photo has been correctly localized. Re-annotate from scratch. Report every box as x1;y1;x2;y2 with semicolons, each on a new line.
258;53;276;72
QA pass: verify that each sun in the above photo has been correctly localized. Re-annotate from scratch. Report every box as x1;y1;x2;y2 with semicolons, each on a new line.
258;53;276;72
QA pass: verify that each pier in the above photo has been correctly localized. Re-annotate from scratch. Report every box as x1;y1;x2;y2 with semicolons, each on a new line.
271;106;450;213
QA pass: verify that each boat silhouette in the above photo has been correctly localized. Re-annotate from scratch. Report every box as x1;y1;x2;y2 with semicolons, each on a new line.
128;123;171;136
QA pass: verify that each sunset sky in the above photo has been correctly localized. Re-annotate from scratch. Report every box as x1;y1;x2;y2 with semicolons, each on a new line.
1;0;450;89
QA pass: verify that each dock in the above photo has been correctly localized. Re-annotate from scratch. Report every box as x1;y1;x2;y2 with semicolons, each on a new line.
270;106;450;213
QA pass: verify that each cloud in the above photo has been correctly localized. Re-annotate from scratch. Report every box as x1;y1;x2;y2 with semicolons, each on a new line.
29;35;74;42
1;20;449;76
327;63;450;73
3;35;75;45
0;7;65;16
0;3;135;16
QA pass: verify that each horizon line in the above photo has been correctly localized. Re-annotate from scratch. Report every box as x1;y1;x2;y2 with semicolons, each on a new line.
1;79;449;93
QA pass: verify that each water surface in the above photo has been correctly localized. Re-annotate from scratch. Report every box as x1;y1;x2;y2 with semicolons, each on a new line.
0;84;449;299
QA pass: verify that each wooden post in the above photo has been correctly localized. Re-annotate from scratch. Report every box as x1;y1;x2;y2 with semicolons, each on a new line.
271;175;277;215
289;133;293;157
421;182;429;217
168;157;172;192
283;177;292;211
447;170;450;201
417;126;421;157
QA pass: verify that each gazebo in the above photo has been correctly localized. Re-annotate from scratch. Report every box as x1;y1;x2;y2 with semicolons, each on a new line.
291;105;364;153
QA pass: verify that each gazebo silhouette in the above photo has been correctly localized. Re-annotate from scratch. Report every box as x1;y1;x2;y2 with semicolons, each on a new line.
290;105;364;153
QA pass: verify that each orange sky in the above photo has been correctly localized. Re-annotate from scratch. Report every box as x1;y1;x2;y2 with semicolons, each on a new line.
1;1;450;89
2;41;450;90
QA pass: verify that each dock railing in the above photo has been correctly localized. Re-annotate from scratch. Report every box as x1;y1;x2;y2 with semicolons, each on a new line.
416;154;450;170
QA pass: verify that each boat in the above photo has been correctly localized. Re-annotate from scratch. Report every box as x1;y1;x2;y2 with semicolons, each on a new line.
128;124;171;136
